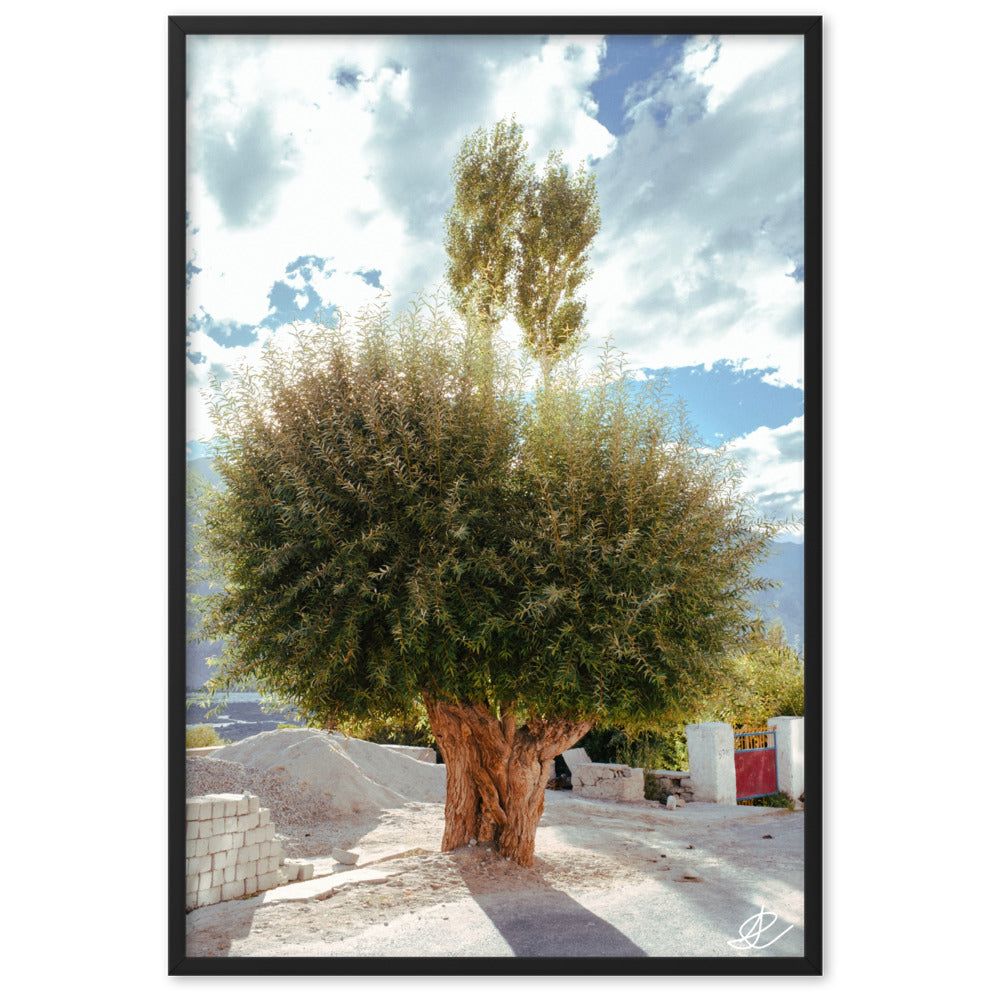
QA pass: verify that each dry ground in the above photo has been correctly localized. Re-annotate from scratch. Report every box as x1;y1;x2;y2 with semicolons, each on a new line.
185;792;805;959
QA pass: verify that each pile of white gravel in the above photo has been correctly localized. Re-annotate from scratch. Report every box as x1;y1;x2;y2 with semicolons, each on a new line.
186;728;446;830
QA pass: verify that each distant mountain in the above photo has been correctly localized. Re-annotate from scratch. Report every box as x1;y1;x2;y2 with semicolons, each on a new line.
186;458;224;690
753;541;806;653
183;460;808;689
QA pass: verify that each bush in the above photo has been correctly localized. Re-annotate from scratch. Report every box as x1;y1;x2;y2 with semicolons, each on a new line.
739;792;797;810
700;617;805;729
580;724;689;772
186;724;226;749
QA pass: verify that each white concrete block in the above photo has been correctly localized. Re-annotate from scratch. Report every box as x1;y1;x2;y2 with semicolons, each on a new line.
257;870;279;892
221;881;242;901
258;807;270;826
244;876;258;895
208;834;233;854
187;855;211;876
197;885;221;907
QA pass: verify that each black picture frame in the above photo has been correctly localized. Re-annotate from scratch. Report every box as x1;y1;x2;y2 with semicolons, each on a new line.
169;14;822;976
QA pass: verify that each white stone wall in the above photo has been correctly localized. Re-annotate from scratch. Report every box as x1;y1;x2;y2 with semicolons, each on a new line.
572;763;645;802
185;792;284;910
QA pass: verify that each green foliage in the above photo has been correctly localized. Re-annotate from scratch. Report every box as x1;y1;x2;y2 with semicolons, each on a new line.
578;620;803;772
186;724;226;748
580;724;690;772
192;295;783;733
739;792;797;810
444;118;600;379
700;618;805;728
329;696;438;750
444;118;531;333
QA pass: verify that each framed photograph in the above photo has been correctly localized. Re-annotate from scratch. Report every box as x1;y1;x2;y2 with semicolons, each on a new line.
170;14;821;975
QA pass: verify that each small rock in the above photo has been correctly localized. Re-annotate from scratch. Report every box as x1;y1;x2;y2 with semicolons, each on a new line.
469;838;477;846
330;848;359;865
762;834;773;840
665;795;677;810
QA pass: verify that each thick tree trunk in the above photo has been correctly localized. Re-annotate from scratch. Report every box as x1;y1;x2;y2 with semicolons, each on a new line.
422;694;592;867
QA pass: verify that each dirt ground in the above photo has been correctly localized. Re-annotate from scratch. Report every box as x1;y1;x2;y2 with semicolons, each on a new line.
185;792;805;959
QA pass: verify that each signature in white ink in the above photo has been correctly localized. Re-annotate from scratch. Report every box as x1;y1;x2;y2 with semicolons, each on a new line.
728;904;794;950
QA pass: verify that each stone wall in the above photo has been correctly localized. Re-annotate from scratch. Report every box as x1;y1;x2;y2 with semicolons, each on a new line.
571;762;645;802
185;792;284;910
644;769;694;803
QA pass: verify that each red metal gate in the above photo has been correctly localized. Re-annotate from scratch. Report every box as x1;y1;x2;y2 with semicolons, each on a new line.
734;727;778;801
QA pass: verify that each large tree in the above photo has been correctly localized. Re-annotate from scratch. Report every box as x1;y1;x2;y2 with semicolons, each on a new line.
444;119;600;381
192;299;781;866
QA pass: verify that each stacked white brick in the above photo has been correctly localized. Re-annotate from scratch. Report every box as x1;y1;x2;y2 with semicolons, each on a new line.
185;792;285;910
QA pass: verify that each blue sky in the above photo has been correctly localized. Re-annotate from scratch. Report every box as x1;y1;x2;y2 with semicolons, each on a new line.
186;32;805;539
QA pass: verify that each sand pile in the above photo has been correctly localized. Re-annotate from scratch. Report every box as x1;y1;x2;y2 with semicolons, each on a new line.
205;728;446;816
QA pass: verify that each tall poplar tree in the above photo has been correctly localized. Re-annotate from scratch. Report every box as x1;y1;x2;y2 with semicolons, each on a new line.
444;119;600;381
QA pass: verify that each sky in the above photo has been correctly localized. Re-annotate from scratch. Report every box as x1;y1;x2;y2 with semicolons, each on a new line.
185;32;806;540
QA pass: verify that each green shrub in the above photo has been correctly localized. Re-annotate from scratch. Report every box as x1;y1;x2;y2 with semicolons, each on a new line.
186;724;226;748
703;618;805;728
580;724;689;773
739;792;797;810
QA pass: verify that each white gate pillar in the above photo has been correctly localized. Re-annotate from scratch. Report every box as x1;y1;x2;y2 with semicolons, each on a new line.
684;722;736;804
767;716;805;801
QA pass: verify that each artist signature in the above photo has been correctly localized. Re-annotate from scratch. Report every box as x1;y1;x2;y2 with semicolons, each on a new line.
728;905;794;950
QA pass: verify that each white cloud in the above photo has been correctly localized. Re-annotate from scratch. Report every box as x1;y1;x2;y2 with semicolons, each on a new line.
581;34;805;387
726;415;804;529
185;32;806;447
490;37;616;166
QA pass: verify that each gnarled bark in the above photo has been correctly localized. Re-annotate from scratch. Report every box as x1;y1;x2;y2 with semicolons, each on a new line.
423;694;592;866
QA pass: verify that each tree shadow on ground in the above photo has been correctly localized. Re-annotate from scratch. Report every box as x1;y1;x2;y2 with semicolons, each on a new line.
456;863;647;958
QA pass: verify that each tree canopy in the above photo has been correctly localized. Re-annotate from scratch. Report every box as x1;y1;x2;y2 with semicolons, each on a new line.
193;298;780;734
